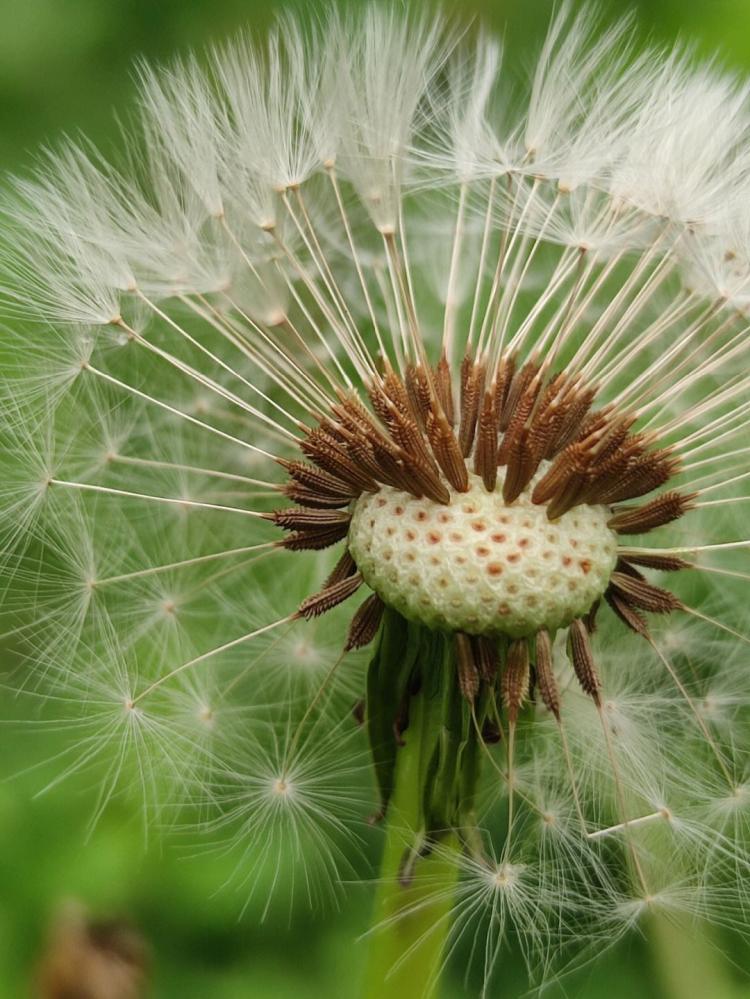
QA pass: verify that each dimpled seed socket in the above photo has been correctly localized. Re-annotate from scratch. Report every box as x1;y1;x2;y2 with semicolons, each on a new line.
348;472;618;639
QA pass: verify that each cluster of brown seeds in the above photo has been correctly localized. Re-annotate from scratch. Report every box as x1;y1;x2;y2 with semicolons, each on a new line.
264;350;695;713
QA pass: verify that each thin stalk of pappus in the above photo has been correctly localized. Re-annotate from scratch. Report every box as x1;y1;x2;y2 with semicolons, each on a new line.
217;283;348;404
503;707;521;862
620;540;750;560
655;370;750;442
638;322;750;437
552;242;634;374
690;467;750;500
325;165;387;360
579;257;681;393
200;489;280;504
378;228;411;364
675;459;750;493
695;496;750;512
574;229;676;381
484;182;554;364
675;395;750;455
167;548;280;606
659;593;750;653
115;311;301;440
396;164;424;352
46;478;275;520
494;242;582;365
594;690;653;898
681;442;750;473
612;294;723;408
468;695;588;836
594;288;703;403
474;175;539;359
527;244;600;370
284;186;368;353
181;292;335;414
270;235;373;389
216;215;353;395
129;612;296;707
645;635;735;788
293;184;377;369
108;453;278;491
586;808;673;842
483;690;531;857
440;181;468;367
220;622;294;699
91;542;279;588
264;220;367;385
382;228;425;368
198;408;295;456
465;176;498;354
278;649;349;784
468;173;513;358
267;262;365;391
684;562;750;586
273;199;377;383
549;194;646;352
497;183;604;363
514;190;635;369
83;364;282;463
633;312;750;425
217;212;268;288
110;330;299;452
580;225;680;372
369;261;407;376
507;246;590;382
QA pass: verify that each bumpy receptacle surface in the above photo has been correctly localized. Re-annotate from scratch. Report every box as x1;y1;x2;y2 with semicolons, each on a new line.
349;472;618;638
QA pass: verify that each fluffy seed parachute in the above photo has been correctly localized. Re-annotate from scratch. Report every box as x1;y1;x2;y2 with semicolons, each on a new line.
2;3;750;992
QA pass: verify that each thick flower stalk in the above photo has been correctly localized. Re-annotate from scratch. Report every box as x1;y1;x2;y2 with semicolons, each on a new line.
1;4;750;994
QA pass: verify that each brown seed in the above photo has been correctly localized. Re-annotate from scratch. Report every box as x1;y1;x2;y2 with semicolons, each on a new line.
609;572;683;613
271;507;351;531
280;459;358;499
282;483;353;508
499;358;538;432
534;629;560;719
605;588;650;636
345;593;386;650
456;632;481;702
474;389;500;492
618;553;691;573
458;354;486;457
608;491;697;534
568;618;601;705
323;549;357;588
424;409;469;492
280;521;351;551
473;635;499;683
502;639;530;724
301;429;377;492
297;572;363;619
434;351;455;426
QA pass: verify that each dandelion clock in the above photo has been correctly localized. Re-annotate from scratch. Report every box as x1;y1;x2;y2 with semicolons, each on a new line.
1;4;750;996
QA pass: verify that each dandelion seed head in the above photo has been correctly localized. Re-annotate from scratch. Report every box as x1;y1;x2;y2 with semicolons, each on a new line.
3;0;750;988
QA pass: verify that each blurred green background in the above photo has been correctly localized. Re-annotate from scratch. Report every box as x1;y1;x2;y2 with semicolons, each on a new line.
1;1;749;996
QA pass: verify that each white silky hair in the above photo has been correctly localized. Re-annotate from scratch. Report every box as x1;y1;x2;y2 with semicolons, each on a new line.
2;1;750;987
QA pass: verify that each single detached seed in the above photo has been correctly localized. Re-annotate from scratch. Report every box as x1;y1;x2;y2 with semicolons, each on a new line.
348;471;618;638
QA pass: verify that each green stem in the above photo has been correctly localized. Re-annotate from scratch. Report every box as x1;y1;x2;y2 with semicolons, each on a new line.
362;691;461;999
